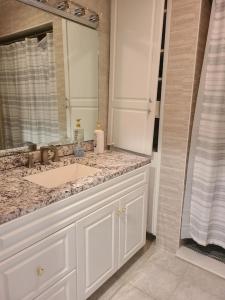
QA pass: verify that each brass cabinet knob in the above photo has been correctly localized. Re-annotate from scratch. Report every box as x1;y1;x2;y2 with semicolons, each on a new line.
117;208;122;216
116;208;127;216
36;266;45;277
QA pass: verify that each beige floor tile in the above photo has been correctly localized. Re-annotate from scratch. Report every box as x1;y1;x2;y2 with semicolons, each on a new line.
110;283;154;300
119;242;157;282
88;240;156;300
88;276;126;300
148;248;189;276
183;264;225;299
88;242;225;300
169;280;224;300
130;261;180;300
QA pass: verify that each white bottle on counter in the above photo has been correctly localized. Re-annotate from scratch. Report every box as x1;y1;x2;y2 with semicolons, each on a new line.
94;122;104;154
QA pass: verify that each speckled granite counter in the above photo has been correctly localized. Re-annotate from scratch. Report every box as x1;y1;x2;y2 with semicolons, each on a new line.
0;150;150;225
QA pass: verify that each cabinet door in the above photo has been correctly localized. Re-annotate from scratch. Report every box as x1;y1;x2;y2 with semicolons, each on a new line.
108;0;165;155
76;201;119;300
119;187;147;266
36;271;76;300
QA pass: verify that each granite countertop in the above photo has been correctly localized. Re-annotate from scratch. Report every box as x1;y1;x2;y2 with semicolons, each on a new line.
0;150;150;225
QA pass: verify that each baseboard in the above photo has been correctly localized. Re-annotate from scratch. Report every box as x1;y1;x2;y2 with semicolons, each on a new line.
177;246;225;280
146;232;156;241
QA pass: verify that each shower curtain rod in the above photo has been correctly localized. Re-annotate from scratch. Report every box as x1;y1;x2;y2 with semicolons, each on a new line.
0;25;53;45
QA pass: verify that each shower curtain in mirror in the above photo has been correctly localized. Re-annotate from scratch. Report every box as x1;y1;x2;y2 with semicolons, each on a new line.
0;32;59;148
181;0;225;249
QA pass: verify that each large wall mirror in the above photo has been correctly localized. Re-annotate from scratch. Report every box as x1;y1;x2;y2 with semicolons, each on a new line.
0;0;99;153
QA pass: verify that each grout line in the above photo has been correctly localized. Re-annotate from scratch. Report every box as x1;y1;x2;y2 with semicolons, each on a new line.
129;283;158;300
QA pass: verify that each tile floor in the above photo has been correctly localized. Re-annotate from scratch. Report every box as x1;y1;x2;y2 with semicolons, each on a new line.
88;241;225;300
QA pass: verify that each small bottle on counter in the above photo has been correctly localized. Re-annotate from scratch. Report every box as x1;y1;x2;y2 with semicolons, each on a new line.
94;121;104;154
74;119;85;157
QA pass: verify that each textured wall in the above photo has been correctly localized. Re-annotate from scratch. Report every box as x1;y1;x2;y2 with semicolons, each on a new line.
157;0;211;252
0;0;110;140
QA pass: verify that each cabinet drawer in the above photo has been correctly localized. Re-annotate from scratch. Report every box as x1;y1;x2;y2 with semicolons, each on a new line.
0;224;76;300
35;270;77;300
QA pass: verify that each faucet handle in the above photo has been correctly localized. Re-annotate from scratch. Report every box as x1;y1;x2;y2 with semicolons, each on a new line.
49;145;60;162
27;152;34;168
40;146;50;165
40;145;60;164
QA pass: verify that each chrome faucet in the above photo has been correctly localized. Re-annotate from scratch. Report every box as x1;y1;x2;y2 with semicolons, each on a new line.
40;145;59;165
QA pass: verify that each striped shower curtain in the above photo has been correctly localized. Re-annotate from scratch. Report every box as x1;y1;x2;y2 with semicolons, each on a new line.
181;0;225;249
0;33;59;149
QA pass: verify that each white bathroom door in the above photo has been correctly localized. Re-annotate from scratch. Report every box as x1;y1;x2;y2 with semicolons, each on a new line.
108;0;165;155
63;20;99;141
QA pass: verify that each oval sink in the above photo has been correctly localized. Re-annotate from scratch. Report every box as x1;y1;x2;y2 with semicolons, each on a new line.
24;163;100;188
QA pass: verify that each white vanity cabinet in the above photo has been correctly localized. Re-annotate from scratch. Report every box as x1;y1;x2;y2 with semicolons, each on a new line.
0;165;150;300
119;186;147;267
76;200;120;299
77;185;148;300
35;271;77;300
0;224;77;300
108;0;165;155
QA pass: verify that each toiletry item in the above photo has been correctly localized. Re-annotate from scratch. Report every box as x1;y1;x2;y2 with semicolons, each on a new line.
74;146;85;157
74;119;85;157
94;122;104;154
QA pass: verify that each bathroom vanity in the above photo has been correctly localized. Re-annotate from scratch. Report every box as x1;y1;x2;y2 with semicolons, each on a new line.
0;150;150;300
0;0;159;298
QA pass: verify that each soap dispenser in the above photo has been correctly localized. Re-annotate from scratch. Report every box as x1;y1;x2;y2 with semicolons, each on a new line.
94;121;104;154
74;119;85;157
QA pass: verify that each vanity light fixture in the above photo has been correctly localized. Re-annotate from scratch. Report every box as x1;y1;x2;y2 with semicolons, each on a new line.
17;0;99;29
57;0;69;11
74;7;85;17
89;14;99;23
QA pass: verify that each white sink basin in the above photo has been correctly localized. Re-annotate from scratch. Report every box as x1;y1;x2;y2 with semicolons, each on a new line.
24;163;100;188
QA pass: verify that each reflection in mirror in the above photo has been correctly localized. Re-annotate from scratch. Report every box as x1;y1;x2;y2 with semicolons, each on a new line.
0;0;99;152
0;30;60;149
63;20;99;142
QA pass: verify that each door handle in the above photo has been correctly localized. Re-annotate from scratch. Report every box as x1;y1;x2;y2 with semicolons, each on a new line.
36;266;45;277
115;207;126;216
148;98;152;114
